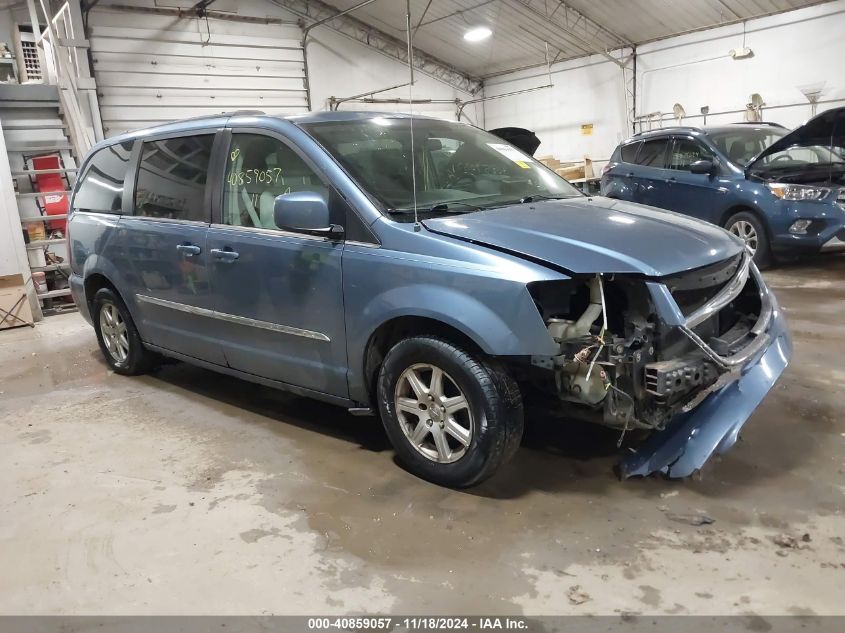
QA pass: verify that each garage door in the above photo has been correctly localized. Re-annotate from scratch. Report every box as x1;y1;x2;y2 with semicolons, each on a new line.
88;9;307;136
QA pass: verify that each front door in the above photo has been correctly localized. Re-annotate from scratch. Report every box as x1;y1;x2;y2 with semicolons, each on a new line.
206;130;348;398
664;136;726;224
119;132;226;365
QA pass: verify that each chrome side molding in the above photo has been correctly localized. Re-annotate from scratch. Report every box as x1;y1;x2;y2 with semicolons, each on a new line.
136;294;331;342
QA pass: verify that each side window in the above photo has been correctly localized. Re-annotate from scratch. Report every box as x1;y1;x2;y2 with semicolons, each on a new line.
668;138;713;170
619;141;641;163
636;138;669;167
223;133;328;230
134;135;214;221
73;141;134;213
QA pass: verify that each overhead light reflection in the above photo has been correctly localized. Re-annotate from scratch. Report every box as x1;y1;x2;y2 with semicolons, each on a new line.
464;26;492;42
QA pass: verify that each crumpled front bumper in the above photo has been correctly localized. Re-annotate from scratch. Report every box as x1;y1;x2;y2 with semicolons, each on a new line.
618;259;792;478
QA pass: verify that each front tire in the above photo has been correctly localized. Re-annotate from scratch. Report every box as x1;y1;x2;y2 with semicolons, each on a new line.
377;336;523;488
725;211;771;268
92;288;158;375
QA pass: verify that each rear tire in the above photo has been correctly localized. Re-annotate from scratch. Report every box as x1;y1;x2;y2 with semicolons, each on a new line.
92;288;158;375
377;336;523;488
725;211;771;269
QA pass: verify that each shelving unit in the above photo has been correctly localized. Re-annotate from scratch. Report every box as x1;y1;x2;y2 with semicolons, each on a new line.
1;84;79;317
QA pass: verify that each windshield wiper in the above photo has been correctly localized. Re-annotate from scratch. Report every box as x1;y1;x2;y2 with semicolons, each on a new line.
387;201;484;215
519;194;578;203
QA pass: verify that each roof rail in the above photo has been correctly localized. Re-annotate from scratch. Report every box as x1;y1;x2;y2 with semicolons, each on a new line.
632;125;704;137
729;121;786;128
169;110;267;124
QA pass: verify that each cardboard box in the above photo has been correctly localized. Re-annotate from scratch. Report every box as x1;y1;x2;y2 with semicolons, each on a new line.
554;158;594;181
0;274;34;330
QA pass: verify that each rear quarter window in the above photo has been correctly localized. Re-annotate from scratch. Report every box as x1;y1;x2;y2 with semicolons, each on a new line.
73;141;134;214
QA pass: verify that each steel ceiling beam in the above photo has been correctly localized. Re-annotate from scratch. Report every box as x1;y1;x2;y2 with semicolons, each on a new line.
503;0;632;68
269;0;482;95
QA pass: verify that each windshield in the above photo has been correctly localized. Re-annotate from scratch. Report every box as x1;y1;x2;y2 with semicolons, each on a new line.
707;127;787;166
301;117;582;219
751;143;845;173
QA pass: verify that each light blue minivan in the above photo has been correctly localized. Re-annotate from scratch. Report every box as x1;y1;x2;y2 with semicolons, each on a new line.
68;111;791;486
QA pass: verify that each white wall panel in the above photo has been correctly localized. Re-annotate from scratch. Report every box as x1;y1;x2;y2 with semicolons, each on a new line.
636;0;845;130
482;55;629;167
483;0;845;168
88;7;307;135
306;27;479;124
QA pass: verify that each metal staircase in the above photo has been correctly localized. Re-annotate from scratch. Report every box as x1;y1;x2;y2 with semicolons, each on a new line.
1;84;79;313
0;1;102;319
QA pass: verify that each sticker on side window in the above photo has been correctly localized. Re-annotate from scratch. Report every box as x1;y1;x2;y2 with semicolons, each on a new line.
487;143;532;169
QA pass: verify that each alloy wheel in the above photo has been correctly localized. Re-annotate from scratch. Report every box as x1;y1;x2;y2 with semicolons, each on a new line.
394;363;473;463
729;220;758;253
99;302;129;364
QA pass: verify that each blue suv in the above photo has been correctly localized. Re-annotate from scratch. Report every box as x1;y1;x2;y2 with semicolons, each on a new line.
601;108;845;267
68;111;791;486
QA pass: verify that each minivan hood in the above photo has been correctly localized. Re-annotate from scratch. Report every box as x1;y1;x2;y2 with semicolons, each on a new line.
747;106;845;176
423;197;744;277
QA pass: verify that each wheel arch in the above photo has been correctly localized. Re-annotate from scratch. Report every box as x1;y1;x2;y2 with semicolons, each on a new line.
83;272;119;313
362;315;488;406
719;204;771;239
80;255;140;321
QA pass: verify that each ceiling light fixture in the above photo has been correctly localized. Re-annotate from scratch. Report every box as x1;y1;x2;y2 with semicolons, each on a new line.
463;26;492;42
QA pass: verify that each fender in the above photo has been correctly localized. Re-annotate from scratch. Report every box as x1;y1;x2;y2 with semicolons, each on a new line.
345;282;558;403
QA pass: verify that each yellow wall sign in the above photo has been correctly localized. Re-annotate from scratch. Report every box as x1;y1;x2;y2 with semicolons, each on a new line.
581;123;594;136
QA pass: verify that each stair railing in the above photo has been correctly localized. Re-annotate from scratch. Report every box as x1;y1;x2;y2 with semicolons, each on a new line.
34;0;99;158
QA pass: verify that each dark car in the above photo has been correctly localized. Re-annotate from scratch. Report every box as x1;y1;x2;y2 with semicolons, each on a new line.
601;108;845;266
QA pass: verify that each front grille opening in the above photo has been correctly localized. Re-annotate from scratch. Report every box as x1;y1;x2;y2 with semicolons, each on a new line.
665;254;742;316
716;273;762;336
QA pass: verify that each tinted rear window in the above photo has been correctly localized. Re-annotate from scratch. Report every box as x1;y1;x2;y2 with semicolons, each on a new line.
619;141;641;163
134;135;214;221
636;139;669;167
74;141;134;213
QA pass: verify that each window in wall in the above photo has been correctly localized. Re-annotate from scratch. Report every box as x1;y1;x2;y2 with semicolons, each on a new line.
73;141;134;214
223;134;327;230
134;135;213;221
636;139;669;167
668;138;713;170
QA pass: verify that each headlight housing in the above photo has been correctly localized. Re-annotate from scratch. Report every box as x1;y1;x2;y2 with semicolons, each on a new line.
767;183;830;201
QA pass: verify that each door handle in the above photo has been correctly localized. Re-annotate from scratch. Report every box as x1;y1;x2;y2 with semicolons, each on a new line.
176;243;201;256
210;248;239;263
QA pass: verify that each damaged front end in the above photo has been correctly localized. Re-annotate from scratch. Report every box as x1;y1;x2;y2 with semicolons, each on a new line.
525;251;792;478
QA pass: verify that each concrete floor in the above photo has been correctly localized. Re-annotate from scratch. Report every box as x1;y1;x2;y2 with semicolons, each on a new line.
1;256;844;616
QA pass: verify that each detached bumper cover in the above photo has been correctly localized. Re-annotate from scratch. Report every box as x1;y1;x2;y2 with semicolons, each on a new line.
619;268;792;479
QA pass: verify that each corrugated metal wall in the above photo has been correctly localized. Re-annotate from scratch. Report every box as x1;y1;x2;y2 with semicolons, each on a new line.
88;9;307;136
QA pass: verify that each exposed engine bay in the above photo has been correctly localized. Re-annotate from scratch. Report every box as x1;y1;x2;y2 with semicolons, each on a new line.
526;253;766;439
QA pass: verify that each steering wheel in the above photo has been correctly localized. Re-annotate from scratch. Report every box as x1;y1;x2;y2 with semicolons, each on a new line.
443;164;477;190
770;153;793;163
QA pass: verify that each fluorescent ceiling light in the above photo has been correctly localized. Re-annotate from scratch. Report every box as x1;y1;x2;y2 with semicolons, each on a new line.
463;26;492;42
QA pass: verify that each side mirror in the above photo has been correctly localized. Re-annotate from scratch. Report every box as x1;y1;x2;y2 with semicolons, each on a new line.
689;159;715;175
273;191;343;239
